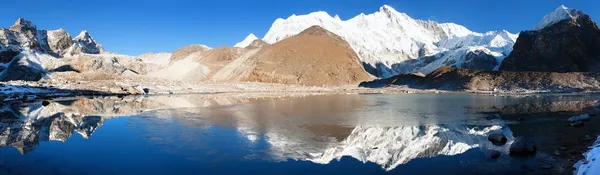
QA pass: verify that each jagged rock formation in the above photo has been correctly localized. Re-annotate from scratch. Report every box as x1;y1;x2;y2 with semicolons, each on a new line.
38;29;74;56
64;30;104;56
1;18;104;58
0;18;110;81
360;67;600;92
7;18;38;49
244;26;373;86
500;6;600;72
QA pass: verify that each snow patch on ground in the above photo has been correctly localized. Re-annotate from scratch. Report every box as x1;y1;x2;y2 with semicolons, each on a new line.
576;136;600;175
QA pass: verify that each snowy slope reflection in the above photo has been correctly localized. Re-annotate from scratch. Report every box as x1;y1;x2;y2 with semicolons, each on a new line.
307;125;512;171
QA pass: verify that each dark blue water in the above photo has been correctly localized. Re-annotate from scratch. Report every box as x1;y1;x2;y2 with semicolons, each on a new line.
1;94;599;175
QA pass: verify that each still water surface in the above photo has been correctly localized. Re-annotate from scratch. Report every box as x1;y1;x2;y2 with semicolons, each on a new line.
1;94;599;175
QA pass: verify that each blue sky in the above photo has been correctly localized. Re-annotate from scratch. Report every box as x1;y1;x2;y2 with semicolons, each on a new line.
1;0;598;55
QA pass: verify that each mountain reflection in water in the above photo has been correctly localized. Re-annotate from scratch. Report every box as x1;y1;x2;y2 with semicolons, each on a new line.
1;94;600;174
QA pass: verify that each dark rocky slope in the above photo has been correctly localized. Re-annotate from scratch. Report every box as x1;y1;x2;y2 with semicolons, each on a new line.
361;67;600;93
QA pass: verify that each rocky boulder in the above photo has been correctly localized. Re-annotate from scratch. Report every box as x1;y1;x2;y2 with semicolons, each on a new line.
488;133;508;145
485;150;502;159
509;137;537;155
568;114;591;122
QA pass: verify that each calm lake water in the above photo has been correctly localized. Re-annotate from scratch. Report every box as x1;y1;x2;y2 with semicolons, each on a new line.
1;93;599;175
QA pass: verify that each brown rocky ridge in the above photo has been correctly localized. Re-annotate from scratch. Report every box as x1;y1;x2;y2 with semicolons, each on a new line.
169;44;211;62
243;25;373;86
244;39;270;49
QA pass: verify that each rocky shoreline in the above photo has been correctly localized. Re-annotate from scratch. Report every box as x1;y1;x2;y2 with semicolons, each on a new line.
5;78;600;103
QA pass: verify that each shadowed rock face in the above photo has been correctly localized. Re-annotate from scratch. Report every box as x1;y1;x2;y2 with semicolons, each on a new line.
461;50;498;70
1;54;45;81
0;47;20;63
500;14;600;72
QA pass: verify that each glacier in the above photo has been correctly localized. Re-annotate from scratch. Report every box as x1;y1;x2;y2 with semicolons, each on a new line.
261;5;518;77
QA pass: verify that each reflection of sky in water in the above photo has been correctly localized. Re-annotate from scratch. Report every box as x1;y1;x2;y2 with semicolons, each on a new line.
1;94;600;174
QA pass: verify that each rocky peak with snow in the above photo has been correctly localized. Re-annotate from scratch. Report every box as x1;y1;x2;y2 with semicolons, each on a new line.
234;33;259;48
261;5;517;77
65;30;104;55
500;6;600;72
9;18;36;34
1;18;105;57
534;5;585;30
377;5;398;18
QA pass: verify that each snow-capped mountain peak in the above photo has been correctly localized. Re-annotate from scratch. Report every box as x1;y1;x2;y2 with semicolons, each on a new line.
334;15;341;21
378;4;397;14
12;18;35;29
65;30;104;55
534;5;583;30
234;33;259;48
74;30;92;41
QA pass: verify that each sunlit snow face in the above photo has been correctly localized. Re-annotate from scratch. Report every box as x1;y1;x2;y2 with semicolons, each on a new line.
259;5;518;78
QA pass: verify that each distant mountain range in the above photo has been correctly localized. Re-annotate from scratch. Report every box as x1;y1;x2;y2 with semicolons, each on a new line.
249;5;517;78
0;5;598;90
